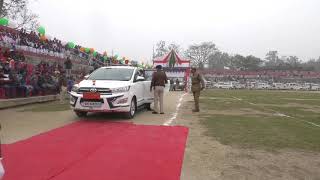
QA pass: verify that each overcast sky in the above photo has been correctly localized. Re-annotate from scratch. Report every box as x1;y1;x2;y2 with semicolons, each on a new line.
30;0;320;63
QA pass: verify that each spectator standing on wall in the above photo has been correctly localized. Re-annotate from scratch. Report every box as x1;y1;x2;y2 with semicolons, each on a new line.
64;57;72;77
58;74;67;104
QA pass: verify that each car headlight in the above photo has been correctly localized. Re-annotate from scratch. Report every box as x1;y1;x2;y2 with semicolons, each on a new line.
71;85;80;93
111;86;130;93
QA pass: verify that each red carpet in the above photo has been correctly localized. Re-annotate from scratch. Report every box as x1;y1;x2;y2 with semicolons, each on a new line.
2;121;188;180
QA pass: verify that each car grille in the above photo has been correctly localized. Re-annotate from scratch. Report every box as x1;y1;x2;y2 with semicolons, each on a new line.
78;87;112;94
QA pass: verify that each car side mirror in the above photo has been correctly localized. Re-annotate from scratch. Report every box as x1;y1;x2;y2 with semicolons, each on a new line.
136;76;145;82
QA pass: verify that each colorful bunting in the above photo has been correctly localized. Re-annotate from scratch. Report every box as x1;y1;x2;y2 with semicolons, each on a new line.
37;26;46;35
0;18;9;26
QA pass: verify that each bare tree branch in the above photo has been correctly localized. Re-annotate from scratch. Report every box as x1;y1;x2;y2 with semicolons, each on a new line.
185;42;217;68
0;0;38;30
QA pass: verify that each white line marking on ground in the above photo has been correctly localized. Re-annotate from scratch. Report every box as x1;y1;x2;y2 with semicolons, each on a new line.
233;97;320;128
163;93;187;126
282;98;320;101
300;120;320;128
274;112;291;118
201;97;237;100
232;97;242;101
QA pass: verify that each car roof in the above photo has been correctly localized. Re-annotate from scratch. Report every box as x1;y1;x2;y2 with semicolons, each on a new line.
100;66;136;70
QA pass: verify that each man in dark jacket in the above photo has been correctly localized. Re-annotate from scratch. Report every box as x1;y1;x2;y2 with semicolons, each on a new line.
150;65;168;114
64;57;72;77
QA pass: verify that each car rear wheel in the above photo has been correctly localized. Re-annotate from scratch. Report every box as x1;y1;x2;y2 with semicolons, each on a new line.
125;98;136;119
75;111;87;117
145;103;152;111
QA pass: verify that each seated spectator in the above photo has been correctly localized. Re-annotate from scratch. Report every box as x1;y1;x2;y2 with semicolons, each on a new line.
2;70;18;98
30;72;41;95
0;68;6;79
2;62;10;74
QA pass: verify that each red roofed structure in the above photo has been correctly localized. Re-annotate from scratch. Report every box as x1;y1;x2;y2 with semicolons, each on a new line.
153;50;191;91
153;50;190;68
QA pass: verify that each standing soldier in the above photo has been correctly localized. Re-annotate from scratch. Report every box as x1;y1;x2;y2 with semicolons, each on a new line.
170;79;174;91
175;78;180;91
191;67;205;112
150;65;168;114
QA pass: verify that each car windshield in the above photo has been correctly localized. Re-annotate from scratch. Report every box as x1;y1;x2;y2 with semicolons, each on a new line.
88;68;134;81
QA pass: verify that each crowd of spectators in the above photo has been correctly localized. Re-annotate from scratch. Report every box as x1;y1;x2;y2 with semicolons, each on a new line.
0;24;102;99
202;69;320;79
19;28;64;53
0;26;104;67
0;47;79;99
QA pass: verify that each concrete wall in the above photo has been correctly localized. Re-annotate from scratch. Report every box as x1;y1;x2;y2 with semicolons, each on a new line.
0;95;59;109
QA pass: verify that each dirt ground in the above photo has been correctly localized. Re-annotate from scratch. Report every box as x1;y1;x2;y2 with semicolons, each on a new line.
1;91;320;180
179;95;320;180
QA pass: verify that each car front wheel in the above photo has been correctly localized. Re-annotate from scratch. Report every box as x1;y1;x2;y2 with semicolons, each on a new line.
75;111;87;117
125;98;136;119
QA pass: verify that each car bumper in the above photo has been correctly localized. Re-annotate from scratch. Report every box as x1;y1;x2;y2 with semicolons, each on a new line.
69;92;131;113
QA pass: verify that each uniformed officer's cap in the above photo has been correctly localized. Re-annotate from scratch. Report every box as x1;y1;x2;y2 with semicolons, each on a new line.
156;65;162;69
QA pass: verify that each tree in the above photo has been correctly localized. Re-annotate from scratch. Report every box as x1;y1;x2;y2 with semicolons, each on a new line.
208;51;222;69
231;54;246;70
154;41;182;59
244;55;263;70
0;0;39;30
154;40;168;58
208;51;235;69
285;56;301;69
185;42;217;68
167;43;181;54
301;59;316;71
265;51;278;62
265;50;284;69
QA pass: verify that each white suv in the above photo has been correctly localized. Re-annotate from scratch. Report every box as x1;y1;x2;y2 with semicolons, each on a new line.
69;66;153;118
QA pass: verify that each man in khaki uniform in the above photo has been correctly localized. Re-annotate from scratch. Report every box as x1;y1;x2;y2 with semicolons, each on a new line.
150;65;168;114
191;67;205;112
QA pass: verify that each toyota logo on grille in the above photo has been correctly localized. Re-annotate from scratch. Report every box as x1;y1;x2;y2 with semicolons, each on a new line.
90;88;97;92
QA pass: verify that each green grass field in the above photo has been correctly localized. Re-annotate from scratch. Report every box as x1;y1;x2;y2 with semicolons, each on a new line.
200;90;320;151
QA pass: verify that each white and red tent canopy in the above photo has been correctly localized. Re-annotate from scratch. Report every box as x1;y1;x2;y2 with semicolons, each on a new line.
153;50;190;68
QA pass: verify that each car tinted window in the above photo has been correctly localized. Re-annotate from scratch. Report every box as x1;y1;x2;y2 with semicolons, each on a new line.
144;70;155;81
88;68;134;81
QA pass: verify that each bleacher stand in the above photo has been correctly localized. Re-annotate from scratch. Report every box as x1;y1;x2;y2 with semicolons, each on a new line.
0;25;103;99
202;69;320;84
